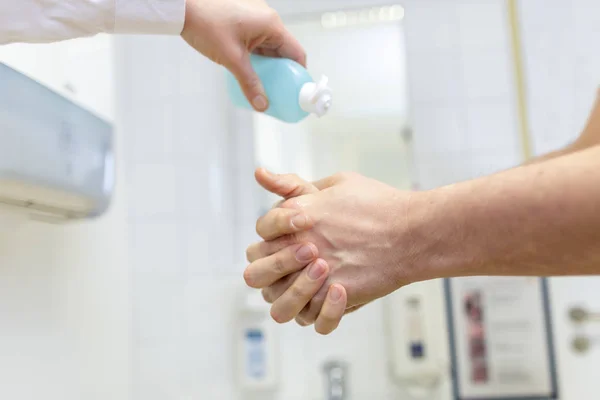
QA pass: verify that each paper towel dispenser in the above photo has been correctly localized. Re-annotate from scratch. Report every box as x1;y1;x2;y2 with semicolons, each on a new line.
0;62;114;222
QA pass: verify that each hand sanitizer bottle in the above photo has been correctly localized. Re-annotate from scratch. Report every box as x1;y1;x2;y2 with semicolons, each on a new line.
227;54;333;123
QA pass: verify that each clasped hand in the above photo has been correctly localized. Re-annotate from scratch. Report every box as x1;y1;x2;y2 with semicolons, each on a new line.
244;168;416;335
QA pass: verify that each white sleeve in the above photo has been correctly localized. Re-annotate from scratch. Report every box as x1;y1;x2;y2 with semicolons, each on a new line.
0;0;186;45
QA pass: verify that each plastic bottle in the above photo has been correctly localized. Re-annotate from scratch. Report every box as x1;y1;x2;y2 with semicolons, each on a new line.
227;54;332;123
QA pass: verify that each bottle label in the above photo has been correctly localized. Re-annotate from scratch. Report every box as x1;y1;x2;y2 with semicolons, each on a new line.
245;329;266;380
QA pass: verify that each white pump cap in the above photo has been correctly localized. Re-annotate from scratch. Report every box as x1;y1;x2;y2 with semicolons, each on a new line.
299;75;332;118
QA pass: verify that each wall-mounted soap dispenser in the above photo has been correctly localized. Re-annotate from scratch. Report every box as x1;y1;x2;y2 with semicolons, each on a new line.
0;63;114;223
236;288;279;400
384;280;448;396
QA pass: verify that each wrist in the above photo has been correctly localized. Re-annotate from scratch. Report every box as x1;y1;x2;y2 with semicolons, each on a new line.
396;185;473;285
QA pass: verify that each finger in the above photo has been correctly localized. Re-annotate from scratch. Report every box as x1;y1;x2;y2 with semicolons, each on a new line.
246;235;302;263
297;295;366;326
226;51;269;112
296;284;329;326
314;285;347;335
262;271;301;304
274;29;307;67
255;168;318;199
255;208;313;241
244;243;318;288
270;259;329;324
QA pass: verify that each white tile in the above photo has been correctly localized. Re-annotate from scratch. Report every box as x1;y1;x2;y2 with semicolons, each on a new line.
457;0;508;51
173;161;211;218
129;221;184;278
127;100;175;163
465;101;519;152
407;53;464;103
132;279;185;345
133;344;183;400
403;2;459;52
461;51;512;99
173;158;233;220
128;163;178;217
182;219;237;278
172;94;228;158
182;278;239;344
411;104;467;154
415;151;474;188
470;152;520;178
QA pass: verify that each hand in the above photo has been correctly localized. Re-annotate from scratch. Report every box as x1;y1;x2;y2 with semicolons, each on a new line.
181;0;306;111
245;169;415;333
244;171;348;335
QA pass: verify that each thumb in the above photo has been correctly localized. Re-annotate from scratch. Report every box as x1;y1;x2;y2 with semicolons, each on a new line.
255;168;318;199
228;51;269;112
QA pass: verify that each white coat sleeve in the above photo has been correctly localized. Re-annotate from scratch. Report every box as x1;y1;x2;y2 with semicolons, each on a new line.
0;0;186;45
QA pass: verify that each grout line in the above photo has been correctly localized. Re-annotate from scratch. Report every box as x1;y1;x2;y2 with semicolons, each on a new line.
507;0;533;161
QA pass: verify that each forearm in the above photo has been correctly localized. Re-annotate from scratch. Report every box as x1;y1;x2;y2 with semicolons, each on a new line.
0;0;185;45
408;144;600;282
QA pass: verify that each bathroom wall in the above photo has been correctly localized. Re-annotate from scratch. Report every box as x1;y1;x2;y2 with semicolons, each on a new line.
119;0;600;399
0;36;131;400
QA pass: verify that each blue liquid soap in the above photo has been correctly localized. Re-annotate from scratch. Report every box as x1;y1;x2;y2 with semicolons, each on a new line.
227;55;332;123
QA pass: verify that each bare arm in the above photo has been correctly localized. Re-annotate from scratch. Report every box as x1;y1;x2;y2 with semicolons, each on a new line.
410;135;600;282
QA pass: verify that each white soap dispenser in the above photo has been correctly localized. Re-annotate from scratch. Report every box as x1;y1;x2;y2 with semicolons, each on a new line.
236;288;279;398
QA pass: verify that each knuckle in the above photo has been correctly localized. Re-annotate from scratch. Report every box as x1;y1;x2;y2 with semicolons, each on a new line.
266;9;282;26
273;254;287;276
276;211;291;232
289;283;309;300
281;198;302;210
338;171;357;180
332;172;347;182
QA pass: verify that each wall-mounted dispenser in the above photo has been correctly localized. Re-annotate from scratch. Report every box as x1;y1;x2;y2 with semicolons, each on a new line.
0;62;113;222
384;280;448;397
235;287;279;400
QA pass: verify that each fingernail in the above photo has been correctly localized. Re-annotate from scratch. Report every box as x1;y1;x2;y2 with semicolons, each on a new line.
291;214;308;229
296;244;315;263
252;95;268;111
329;285;342;302
308;261;326;280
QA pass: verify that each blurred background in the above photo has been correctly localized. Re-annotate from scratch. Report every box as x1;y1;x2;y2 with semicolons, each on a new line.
0;0;600;399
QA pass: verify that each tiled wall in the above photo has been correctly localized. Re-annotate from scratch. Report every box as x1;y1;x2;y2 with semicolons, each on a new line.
116;35;241;399
118;0;600;399
404;0;521;189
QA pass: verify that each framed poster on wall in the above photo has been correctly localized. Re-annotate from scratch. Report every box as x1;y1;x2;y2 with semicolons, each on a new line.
444;277;559;400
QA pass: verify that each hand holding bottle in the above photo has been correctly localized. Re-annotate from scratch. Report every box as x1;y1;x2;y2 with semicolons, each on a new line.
182;0;306;111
